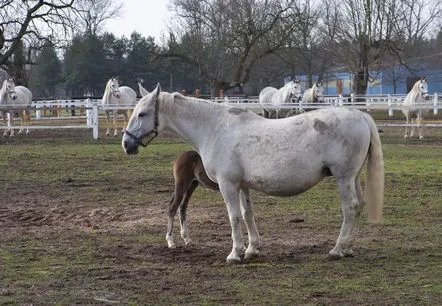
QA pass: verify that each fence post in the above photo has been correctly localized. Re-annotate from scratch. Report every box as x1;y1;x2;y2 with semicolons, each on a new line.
92;102;99;140
338;94;343;106
86;98;92;126
434;93;438;115
388;94;393;117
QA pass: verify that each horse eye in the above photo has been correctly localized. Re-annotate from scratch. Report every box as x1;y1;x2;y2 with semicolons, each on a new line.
138;112;146;118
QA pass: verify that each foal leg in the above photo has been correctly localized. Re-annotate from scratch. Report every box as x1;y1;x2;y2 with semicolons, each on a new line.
329;177;363;260
239;188;260;259
219;181;245;263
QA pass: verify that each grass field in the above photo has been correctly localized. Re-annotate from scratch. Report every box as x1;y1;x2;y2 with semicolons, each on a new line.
0;124;441;305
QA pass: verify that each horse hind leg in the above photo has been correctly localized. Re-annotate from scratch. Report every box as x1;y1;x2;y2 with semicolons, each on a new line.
329;177;364;260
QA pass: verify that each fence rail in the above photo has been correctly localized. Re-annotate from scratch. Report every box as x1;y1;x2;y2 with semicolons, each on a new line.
1;93;441;139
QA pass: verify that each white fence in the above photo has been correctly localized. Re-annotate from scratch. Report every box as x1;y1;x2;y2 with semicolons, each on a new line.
0;93;441;140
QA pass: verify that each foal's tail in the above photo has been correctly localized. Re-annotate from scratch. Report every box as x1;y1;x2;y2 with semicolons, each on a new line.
363;113;384;223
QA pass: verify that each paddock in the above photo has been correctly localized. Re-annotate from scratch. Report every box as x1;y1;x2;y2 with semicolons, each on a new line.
0;127;441;304
1;93;441;141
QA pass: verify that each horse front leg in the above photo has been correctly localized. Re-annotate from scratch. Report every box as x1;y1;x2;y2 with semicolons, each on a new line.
219;181;245;263
24;110;31;134
104;111;111;136
410;118;416;138
113;110;118;136
8;112;15;137
417;114;424;139
404;114;409;138
179;180;199;246
239;188;260;260
329;177;363;260
1;111;9;137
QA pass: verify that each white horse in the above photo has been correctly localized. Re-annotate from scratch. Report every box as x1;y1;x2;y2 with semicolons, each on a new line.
0;78;32;137
301;82;325;110
122;83;384;263
402;78;429;139
102;77;137;136
259;80;302;118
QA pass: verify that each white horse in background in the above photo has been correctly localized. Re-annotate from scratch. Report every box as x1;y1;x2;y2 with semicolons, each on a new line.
259;80;302;118
137;78;149;97
301;82;325;110
402;78;429;139
102;77;137;136
122;83;384;263
0;78;32;137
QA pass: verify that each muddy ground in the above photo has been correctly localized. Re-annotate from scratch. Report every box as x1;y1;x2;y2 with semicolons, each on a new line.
0;123;441;305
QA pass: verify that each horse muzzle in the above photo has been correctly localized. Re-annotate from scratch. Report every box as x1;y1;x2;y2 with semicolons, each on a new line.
122;138;139;155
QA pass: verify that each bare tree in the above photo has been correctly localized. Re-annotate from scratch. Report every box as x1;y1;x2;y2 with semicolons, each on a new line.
321;0;441;94
165;0;299;94
0;0;75;69
72;0;122;35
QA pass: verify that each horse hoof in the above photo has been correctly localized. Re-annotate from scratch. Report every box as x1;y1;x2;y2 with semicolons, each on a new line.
419;136;424;140
327;251;344;260
168;243;176;249
244;249;259;260
404;135;408;139
226;252;242;264
183;238;192;245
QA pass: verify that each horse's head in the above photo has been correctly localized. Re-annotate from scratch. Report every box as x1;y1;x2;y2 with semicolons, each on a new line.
3;78;17;100
314;82;324;103
109;77;121;98
291;80;303;102
122;83;161;155
416;78;429;100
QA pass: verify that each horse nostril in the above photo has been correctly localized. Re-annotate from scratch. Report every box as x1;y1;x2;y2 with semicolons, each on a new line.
123;141;128;149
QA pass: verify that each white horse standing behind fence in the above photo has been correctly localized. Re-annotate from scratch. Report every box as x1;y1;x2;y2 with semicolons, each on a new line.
402;78;429;139
259;80;302;118
301;82;325;110
102;77;137;136
0;78;32;137
122;83;384;263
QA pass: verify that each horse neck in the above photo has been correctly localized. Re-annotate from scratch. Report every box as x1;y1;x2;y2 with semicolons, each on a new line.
279;83;292;102
403;89;421;106
102;82;113;104
159;93;224;149
0;84;8;103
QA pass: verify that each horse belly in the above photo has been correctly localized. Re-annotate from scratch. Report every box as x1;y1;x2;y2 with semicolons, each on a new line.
244;165;325;197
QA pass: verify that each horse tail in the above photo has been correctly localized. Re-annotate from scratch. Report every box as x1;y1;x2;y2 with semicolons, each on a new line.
363;113;384;223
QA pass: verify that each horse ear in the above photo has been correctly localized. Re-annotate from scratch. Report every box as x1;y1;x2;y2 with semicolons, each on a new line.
156;82;161;93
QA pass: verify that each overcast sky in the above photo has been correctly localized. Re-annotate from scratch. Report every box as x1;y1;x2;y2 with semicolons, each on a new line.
104;0;172;41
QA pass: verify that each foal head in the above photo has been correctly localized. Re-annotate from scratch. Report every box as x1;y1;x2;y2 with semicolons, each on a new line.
1;78;17;100
122;83;161;155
